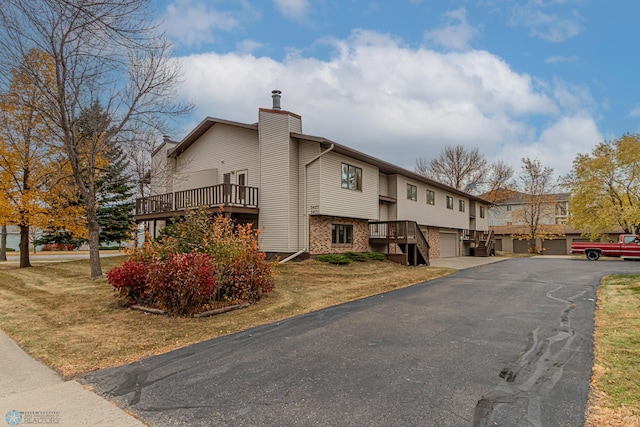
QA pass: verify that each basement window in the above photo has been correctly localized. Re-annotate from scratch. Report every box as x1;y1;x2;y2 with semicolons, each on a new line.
332;224;353;245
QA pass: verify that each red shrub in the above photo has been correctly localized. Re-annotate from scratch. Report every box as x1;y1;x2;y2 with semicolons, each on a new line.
146;251;218;316
106;259;150;305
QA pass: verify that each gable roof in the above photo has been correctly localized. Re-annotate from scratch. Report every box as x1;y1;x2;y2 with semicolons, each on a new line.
162;115;491;204
168;117;258;158
486;190;570;205
291;132;490;204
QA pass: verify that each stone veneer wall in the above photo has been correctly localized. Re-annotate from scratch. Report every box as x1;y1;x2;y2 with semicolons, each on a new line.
309;215;369;254
427;227;441;258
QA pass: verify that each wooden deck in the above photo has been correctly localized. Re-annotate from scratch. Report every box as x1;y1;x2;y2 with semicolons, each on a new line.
369;220;430;266
135;184;259;220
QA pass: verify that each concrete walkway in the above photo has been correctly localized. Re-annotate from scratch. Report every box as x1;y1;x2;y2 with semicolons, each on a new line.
428;254;508;269
0;331;145;427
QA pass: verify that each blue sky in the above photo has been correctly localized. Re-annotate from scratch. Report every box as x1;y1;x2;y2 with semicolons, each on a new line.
152;0;640;179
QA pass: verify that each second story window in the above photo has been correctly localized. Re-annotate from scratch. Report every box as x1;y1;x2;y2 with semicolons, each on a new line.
480;206;485;218
459;200;465;212
506;205;512;211
446;196;453;209
407;184;417;201
341;163;362;191
426;190;435;205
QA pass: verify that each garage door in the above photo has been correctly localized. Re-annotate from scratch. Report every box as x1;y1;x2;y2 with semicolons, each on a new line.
439;232;458;257
543;239;567;255
513;239;530;254
494;238;503;252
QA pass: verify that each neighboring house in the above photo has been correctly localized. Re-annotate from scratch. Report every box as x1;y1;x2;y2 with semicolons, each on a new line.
135;91;492;264
3;225;20;251
489;191;617;254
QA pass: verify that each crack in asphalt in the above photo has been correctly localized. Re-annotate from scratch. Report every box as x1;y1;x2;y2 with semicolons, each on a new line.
470;285;587;427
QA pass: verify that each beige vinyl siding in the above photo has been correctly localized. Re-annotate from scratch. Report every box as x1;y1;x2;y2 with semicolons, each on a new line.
379;201;389;221
317;152;378;220
475;203;490;230
258;110;302;252
387;175;398;221
172;168;218;192
299;141;322;249
175;124;259;187
395;176;470;230
150;144;174;195
289;138;299;250
379;173;389;197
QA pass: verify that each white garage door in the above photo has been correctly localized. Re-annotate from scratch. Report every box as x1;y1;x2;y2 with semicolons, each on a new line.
439;232;458;257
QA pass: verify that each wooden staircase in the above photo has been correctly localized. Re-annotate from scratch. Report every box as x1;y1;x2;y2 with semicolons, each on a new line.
369;221;430;266
471;230;495;257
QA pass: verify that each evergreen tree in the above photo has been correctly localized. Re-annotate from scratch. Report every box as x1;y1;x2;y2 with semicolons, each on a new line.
96;141;136;247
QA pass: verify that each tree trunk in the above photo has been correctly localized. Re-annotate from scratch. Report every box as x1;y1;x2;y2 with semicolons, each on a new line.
87;205;103;279
19;224;31;268
0;225;7;261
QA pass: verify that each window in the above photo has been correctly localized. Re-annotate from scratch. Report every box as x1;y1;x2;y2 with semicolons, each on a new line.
332;224;353;245
480;206;485;218
556;202;568;216
459;200;465;212
341;163;362;191
506;205;512;212
407;184;417;201
426;190;435;205
446;196;454;209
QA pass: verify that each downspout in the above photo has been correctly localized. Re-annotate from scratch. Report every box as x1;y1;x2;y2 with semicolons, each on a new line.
303;143;335;255
279;249;306;264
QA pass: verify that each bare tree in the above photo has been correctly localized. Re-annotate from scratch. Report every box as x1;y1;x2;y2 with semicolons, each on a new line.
416;145;514;197
0;0;191;278
481;160;516;203
512;158;562;253
415;145;488;190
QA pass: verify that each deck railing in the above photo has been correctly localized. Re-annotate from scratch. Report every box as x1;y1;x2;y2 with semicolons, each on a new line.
369;220;419;240
136;184;258;216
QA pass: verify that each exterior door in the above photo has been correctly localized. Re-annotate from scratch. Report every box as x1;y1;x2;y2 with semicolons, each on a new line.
237;170;247;204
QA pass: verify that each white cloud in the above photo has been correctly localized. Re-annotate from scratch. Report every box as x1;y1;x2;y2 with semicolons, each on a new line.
630;106;640;117
273;0;310;20
162;0;261;47
499;115;603;178
175;30;600;179
163;0;240;47
509;3;582;42
424;8;479;51
236;39;265;54
545;55;578;64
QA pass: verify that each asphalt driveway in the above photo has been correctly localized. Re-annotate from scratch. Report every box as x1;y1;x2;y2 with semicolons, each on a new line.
83;258;640;426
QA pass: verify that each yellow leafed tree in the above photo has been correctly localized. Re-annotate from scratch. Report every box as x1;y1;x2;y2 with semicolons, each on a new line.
564;133;640;240
0;49;85;268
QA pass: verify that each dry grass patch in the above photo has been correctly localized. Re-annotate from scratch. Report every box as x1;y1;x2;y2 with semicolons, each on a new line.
0;257;453;378
586;274;640;427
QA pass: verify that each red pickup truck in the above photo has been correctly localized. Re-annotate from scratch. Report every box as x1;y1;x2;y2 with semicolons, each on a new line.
571;234;640;260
